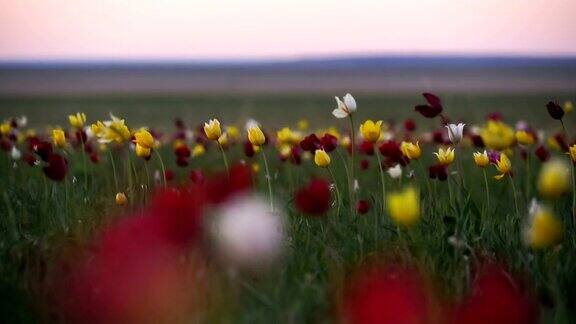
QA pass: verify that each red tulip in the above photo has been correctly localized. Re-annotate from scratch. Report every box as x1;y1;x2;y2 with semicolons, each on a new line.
164;169;175;182
176;156;189;167
415;92;443;118
294;178;331;215
244;141;255;157
341;264;442;324
360;159;370;170
175;145;191;158
189;169;205;184
452;263;538;324
534;145;550;162
300;134;322;152
33;140;53;162
320;133;338;152
43;153;68;181
360;140;375;155
404;119;416;132
356;200;370;214
429;163;448;181
546;101;564;120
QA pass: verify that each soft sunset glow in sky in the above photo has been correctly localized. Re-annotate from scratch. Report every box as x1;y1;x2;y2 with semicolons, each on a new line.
1;0;575;61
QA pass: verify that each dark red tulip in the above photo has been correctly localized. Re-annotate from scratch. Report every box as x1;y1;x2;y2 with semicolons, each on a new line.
452;263;538;324
189;169;205;184
164;169;175;182
294;178;331;216
429;164;447;181
359;140;374;155
174;145;191;158
43;153;68;181
487;112;503;121
244;141;255;157
546;101;564;120
23;152;36;166
553;133;569;151
356;200;370;214
34;141;53;162
90;153;100;164
290;146;302;165
404;119;416;132
300;134;322;152
470;134;485;148
341;264;441;324
320;134;338;152
204;164;252;204
415;93;443;118
360;159;370;170
75;130;87;144
176;156;189;167
534;145;550;162
379;140;405;167
0;138;12;151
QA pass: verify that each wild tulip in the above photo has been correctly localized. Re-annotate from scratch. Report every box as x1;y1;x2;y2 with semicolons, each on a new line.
537;159;570;199
515;130;535;146
414;92;443;118
356;200;370;214
320;133;338;152
277;127;301;146
480;120;515;151
434;147;455;166
387;186;420;227
446;123;465;144
429;164;448;181
135;144;151;158
43;153;68;181
563;101;573;113
568;144;576;162
387;164;402;179
297;119;309;131
247;125;266;146
52;128;67;148
115;192;127;205
400;141;421;160
524;203;563;249
68;112;86;129
314;149;331;168
203;119;222;141
473;151;490;167
294;178;331;215
403;119;416;131
192;144;206;157
546;101;564;120
359;120;382;143
332;93;357;119
217;133;229;147
493;153;512;180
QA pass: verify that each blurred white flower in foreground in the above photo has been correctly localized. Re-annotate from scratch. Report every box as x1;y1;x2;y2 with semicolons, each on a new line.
212;195;284;271
332;93;356;118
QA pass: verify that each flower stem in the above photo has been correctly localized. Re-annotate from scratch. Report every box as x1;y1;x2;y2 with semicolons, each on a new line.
348;115;356;211
218;142;230;177
571;164;576;227
336;149;352;207
80;140;88;192
482;168;491;211
375;147;386;213
261;148;274;212
108;149;119;192
417;159;433;207
154;149;167;188
327;166;341;217
509;174;520;218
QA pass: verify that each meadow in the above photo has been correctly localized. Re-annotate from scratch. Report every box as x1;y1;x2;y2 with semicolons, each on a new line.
0;92;575;323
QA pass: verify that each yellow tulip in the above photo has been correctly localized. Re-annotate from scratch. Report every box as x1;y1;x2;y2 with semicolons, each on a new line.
340;136;351;149
568;144;576;162
297;119;309;131
538;159;570;199
279;144;292;159
277;127;301;146
473;150;489;168
204;119;222;141
515;130;535;146
226;126;240;141
133;128;155;149
52;128;67;148
248;125;266;146
400;141;421;160
135;144;151;158
480;120;515;150
387;186;420;227
524;205;562;249
100;115;131;144
91;121;106;137
493;153;511;180
192;144;206;157
359;120;383;143
68;112;86;129
252;163;260;173
564;101;573;113
434;147;455;166
217;133;229;146
314;149;331;168
115;192;128;206
0;122;11;135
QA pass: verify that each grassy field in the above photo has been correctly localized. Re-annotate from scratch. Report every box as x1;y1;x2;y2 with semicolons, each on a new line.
0;93;575;323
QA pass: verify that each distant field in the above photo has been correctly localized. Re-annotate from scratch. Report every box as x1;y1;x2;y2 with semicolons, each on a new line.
0;93;573;130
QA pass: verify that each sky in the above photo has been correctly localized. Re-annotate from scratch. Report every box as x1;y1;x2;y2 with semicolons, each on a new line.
1;0;575;61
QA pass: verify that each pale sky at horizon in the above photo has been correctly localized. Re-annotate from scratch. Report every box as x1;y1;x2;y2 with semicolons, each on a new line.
1;0;575;61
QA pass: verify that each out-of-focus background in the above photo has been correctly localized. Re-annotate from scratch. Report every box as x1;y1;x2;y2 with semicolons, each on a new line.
1;0;575;127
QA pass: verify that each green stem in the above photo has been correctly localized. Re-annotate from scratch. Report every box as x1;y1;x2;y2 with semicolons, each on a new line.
482;168;491;211
261;148;274;212
327;166;341;217
108;149;119;192
348;115;356;211
154;149;167;188
336;149;352;207
375;147;386;213
509;174;520;218
218;142;230;177
417;159;433;207
80;140;88;192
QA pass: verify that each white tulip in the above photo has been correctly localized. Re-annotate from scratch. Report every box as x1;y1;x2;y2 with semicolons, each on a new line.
445;123;465;144
212;195;284;271
332;93;356;118
387;164;402;179
10;147;21;160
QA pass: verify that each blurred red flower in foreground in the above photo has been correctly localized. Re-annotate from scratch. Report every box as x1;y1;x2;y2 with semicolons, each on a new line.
452;263;538;324
43;153;68;181
341;264;445;324
415;92;443;118
294;178;331;215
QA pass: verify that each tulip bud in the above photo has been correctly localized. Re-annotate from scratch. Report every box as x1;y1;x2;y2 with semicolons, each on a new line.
115;192;127;205
314;149;331;168
204;119;222;140
473;151;490;168
247;126;266;147
546;101;564;120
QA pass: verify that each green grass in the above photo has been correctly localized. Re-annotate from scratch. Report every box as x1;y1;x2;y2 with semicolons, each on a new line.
0;93;575;323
